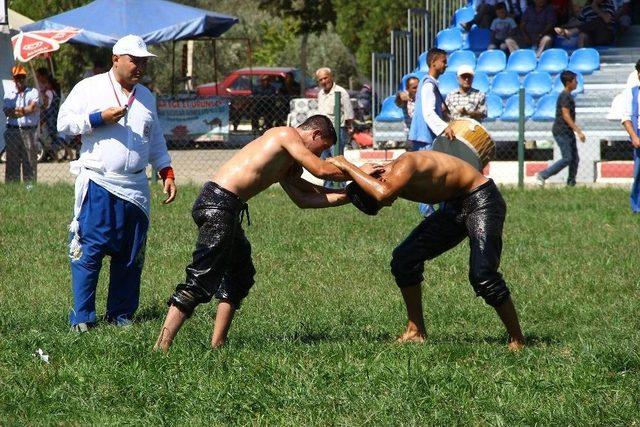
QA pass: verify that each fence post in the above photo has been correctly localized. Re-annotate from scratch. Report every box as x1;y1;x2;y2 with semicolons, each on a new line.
518;87;525;188
332;91;342;189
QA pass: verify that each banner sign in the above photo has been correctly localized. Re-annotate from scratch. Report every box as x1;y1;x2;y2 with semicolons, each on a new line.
157;97;229;142
1;0;7;25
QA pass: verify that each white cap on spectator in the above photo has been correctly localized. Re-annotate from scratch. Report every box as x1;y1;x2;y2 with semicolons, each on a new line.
457;65;474;77
112;35;156;58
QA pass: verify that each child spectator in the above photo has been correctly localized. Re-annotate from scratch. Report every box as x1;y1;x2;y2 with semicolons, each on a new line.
489;3;518;51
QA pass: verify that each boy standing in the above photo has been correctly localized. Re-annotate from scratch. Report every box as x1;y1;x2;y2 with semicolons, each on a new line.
537;70;586;186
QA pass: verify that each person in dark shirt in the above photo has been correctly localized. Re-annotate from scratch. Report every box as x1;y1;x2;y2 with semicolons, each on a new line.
536;70;586;186
554;0;616;47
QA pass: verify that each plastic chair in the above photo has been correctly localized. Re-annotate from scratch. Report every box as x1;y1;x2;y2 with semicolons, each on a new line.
475;49;506;75
485;93;503;121
401;72;425;91
501;93;535;121
375;96;404;122
532;93;559;121
506;49;537;74
523;71;553;98
447;50;476;74
552;71;584;95
536;48;569;74
416;52;428;72
453;6;475;29
490;71;520;98
468;27;491;52
568;48;600;75
435;28;464;52
471;71;490;93
438;72;460;96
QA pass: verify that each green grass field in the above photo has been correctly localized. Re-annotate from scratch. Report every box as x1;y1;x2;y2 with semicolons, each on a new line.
1;182;639;425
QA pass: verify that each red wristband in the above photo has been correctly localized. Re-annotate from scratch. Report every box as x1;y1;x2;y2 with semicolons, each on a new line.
159;166;175;180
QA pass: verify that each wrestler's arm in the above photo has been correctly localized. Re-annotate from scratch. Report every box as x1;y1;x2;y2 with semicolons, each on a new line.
280;177;349;209
329;156;413;204
279;129;348;181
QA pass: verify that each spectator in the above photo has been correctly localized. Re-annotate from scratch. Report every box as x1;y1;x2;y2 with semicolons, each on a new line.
551;0;576;25
315;67;354;162
35;67;65;161
463;0;527;30
280;72;301;97
620;60;640;213
445;65;488;122
2;65;39;183
489;3;518;51
357;83;373;121
395;76;419;132
252;75;277;132
505;0;556;57
614;0;632;34
536;70;586;187
554;0;616;48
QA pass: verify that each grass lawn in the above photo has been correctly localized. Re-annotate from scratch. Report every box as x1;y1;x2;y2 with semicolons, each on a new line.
0;182;639;425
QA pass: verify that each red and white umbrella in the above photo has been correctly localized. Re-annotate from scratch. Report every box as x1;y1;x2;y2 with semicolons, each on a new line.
11;27;82;62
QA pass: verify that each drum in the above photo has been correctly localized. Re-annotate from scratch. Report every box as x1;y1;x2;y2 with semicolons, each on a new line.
432;118;495;170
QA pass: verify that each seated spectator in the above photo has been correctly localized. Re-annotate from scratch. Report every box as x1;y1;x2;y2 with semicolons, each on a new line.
463;0;527;30
445;65;487;122
505;0;556;57
554;0;616;48
279;72;301;97
395;77;419;131
505;0;528;23
551;0;576;25
614;0;632;35
489;3;518;51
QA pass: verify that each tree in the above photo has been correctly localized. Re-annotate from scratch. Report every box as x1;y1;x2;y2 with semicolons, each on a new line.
258;0;336;95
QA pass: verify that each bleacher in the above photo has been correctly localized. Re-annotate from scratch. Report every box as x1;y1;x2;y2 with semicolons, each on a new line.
372;1;638;183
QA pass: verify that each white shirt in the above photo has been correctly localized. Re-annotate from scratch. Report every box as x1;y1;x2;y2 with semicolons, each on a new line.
626;70;639;89
316;83;354;128
620;84;640;136
58;70;171;175
3;86;39;127
421;79;448;136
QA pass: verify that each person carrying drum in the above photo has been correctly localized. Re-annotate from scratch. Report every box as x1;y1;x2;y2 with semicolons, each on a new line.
445;65;487;122
325;151;526;352
408;48;455;217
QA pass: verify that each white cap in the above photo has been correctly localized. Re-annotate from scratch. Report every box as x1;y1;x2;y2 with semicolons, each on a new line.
112;35;156;58
457;65;475;77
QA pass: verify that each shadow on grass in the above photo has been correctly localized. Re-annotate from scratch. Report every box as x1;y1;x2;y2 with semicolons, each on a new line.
133;304;167;323
414;333;559;347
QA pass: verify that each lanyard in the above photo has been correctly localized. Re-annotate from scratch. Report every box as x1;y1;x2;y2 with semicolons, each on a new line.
108;72;136;109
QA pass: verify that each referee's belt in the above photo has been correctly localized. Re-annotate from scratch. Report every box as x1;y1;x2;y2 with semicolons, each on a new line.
6;124;36;130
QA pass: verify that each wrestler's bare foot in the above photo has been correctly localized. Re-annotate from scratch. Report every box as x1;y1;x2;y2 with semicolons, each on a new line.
396;324;426;343
508;338;525;352
211;338;226;349
153;327;173;353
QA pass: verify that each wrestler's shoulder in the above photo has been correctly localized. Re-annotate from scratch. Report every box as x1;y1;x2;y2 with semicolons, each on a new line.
264;126;300;144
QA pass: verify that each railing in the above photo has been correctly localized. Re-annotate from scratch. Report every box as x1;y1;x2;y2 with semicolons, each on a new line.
371;52;394;118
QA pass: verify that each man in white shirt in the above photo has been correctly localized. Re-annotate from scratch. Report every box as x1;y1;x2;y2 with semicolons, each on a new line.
315;67;354;157
620;59;640;213
2;65;39;183
58;35;177;331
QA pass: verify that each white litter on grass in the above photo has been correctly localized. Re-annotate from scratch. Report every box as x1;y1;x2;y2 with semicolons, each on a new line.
33;348;50;364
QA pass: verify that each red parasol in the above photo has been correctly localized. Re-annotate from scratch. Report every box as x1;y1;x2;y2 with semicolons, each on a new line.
11;27;82;62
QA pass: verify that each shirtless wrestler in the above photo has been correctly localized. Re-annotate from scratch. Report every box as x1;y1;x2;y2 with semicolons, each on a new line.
327;150;525;351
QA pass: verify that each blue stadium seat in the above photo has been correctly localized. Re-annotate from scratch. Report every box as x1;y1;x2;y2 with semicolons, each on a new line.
438;71;459;96
568;48;600;75
416;52;428;72
375;96;404;122
523;71;553;98
435;28;464;52
501;93;535;121
475;49;506;75
552;71;584;95
485;93;503;121
536;48;569;74
506;49;537;74
490;71;520;98
401;72;425;90
471;71;490;93
532;93;559;121
468;27;491;51
453;6;475;29
447;50;476;74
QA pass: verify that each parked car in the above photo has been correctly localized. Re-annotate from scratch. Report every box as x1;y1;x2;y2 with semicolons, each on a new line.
196;67;318;132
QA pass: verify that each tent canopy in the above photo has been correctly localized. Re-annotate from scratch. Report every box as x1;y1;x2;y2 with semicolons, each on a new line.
21;0;239;47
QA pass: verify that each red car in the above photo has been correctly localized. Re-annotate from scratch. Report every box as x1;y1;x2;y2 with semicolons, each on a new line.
196;67;318;98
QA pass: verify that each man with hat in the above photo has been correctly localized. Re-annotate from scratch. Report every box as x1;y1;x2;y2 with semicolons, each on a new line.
57;35;177;332
2;64;40;183
445;65;487;122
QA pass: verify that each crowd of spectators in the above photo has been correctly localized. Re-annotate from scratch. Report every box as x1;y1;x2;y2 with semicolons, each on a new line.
466;0;632;57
